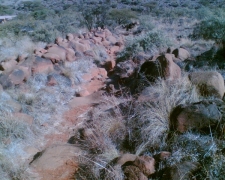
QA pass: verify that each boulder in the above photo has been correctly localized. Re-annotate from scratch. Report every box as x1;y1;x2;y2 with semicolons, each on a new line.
123;165;148;180
69;40;89;52
106;154;155;180
189;71;225;99
32;57;54;74
13;112;33;125
133;156;155;176
8;69;26;85
29;144;83;180
76;89;90;97
172;47;190;61
42;52;61;63
105;59;116;71
46;46;67;61
0;58;17;73
170;100;222;133
17;65;32;81
116;60;136;78
6;100;22;112
47;75;58;86
116;154;137;166
139;54;181;82
34;48;48;56
162;161;200;180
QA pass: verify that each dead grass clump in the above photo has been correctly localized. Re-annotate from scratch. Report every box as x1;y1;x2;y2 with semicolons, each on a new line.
0;35;45;62
0;148;30;180
73;96;133;179
130;76;200;155
0;114;29;144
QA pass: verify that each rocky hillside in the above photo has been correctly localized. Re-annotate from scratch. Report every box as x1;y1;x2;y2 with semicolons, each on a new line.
0;0;225;180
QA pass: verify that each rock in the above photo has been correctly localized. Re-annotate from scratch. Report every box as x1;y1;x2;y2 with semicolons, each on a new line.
189;71;225;99
29;144;83;180
68;91;104;108
105;59;116;71
84;50;95;57
162;161;200;180
13;112;33;125
32;57;54;74
76;89;90;97
0;74;13;88
46;45;71;61
116;154;137;166
139;54;181;82
47;75;58;86
0;58;17;73
17;54;28;62
155;151;171;161
133;155;155;176
116;60;136;78
8;69;25;85
17;65;32;81
170;100;222;133
172;47;190;61
6;100;22;112
123;165;148;180
42;52;61;63
34;48;48;56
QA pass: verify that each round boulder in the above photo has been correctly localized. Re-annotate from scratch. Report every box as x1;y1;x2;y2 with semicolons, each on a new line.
170;100;222;133
139;54;181;82
189;71;225;99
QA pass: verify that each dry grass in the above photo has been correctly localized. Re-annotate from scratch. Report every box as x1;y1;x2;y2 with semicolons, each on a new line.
0;35;46;62
131;75;200;155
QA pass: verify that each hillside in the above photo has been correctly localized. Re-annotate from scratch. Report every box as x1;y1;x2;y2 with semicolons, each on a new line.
0;0;225;179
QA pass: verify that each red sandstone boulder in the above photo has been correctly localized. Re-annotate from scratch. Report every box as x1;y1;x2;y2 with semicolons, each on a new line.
32;57;54;74
0;58;17;73
170;100;222;133
172;47;190;61
29;144;83;180
189;71;225;99
42;52;61;63
8;68;26;85
139;53;181;82
13;112;33;125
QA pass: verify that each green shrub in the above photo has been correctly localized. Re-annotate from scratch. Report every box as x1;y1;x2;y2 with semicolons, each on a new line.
0;115;28;143
118;30;172;61
0;5;14;15
17;1;45;12
31;8;55;20
108;9;138;25
192;10;225;42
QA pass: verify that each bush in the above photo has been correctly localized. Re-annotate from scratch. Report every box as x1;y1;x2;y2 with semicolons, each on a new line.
108;9;138;25
117;30;172;61
0;114;28;143
192;9;225;42
130;76;199;154
17;1;45;12
0;5;14;15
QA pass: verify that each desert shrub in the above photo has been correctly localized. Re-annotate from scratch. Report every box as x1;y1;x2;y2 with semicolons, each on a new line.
192;9;225;42
166;132;225;179
16;1;45;12
31;8;55;20
0;114;28;144
108;9;138;25
0;35;43;62
0;5;14;15
129;76;199;154
118;30;172;61
0;150;29;180
138;15;154;31
79;3;109;30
